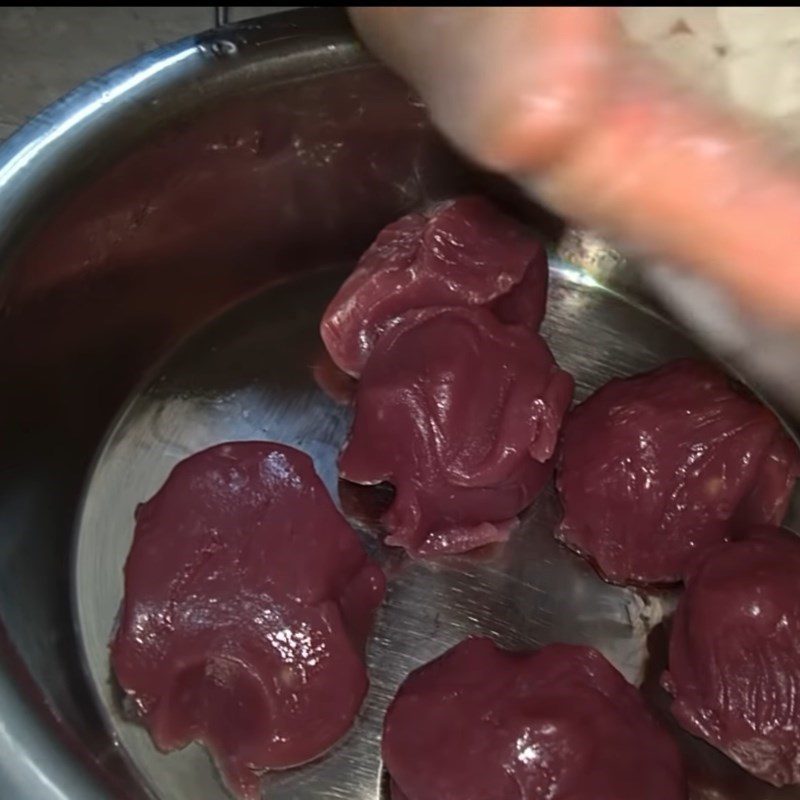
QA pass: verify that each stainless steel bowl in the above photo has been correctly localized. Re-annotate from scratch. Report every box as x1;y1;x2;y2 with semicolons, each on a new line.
1;8;798;800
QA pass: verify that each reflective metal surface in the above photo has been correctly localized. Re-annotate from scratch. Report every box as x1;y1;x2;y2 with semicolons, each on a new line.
74;259;800;799
0;9;466;800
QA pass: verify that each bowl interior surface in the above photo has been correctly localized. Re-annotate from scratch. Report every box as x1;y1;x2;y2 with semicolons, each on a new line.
75;259;800;800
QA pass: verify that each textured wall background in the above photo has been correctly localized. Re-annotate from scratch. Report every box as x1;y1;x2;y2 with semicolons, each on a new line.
621;7;800;140
0;7;288;140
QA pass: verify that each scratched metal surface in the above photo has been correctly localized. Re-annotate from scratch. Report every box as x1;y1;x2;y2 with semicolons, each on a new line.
73;257;800;800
